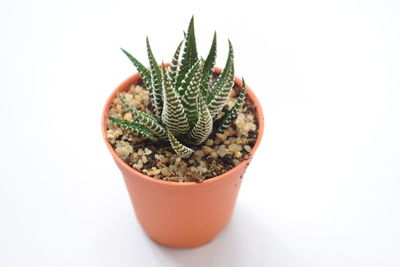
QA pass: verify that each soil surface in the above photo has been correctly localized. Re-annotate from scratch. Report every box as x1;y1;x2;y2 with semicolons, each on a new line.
106;80;258;182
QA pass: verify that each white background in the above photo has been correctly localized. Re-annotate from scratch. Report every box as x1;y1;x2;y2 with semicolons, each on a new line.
1;0;399;266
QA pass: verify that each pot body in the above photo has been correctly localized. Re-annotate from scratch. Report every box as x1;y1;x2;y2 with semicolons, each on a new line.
102;68;264;248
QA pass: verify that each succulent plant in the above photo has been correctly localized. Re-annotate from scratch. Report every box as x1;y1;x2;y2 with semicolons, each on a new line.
110;16;246;158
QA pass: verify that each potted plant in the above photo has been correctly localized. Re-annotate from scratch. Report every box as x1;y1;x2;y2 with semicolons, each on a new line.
102;17;264;248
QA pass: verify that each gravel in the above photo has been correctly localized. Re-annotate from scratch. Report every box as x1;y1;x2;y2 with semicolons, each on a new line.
106;82;258;182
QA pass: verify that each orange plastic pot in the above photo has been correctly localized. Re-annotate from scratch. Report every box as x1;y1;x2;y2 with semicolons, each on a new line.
102;67;264;248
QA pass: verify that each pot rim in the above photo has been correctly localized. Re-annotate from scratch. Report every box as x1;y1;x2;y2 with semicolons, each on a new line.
101;67;264;187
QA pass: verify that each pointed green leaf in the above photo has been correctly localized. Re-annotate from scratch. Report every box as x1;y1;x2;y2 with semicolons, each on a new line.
215;78;246;133
181;59;204;127
167;129;193;158
175;16;198;90
177;58;203;95
161;64;190;135
120;48;151;84
120;48;158;109
189;96;213;144
168;41;183;85
118;94;167;138
110;117;156;139
207;40;235;118
146;37;163;118
200;32;217;97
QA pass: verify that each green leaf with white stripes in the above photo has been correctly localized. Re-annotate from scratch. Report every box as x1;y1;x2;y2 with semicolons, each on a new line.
200;32;217;97
207;40;234;118
168;41;183;86
118;94;167;138
181;59;204;127
110;117;156;139
161;64;189;135
167;129;193;158
215;78;246;133
146;37;163;118
175;16;198;90
189;96;213;144
177;58;202;95
120;48;157;109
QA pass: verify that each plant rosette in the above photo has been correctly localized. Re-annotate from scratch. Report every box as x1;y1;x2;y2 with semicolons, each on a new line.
102;17;264;248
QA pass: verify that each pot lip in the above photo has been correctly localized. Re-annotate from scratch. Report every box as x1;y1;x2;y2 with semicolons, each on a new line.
101;67;264;187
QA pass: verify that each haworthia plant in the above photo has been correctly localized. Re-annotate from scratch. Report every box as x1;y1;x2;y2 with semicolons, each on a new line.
112;16;247;158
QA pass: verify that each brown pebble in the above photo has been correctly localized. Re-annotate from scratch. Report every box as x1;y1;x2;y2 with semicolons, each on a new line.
194;150;205;157
216;133;227;142
202;146;213;155
123;113;132;120
161;168;171;176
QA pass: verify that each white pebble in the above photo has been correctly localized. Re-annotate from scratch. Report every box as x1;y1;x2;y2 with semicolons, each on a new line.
138;148;144;156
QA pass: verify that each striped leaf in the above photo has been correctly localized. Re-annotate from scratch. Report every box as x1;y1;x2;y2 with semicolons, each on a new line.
207;40;235;118
146;37;163;119
167;130;193;158
200;31;217;97
181;60;204;127
110;117;155;139
118;94;167;138
161;64;189;135
120;48;157;110
215;78;246;133
189;96;213;144
168;41;183;85
177;58;202;95
175;16;198;90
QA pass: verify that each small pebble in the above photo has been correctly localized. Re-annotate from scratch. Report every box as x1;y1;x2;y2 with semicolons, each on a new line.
133;159;143;169
123;112;132;120
194;150;204;157
134;95;142;102
216;133;227;142
202;146;213;155
228;144;242;153
217;145;227;157
138;148;144;156
161;168;171;176
206;139;214;146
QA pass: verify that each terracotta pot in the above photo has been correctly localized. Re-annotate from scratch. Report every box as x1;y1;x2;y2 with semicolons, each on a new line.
102;67;264;248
